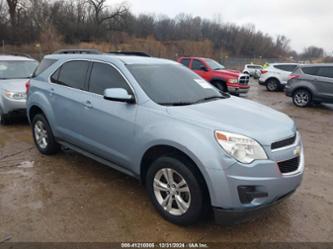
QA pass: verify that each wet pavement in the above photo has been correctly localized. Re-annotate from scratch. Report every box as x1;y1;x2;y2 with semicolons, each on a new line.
0;81;332;242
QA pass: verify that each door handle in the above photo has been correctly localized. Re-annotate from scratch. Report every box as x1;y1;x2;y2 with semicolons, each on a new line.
83;100;93;110
49;88;55;96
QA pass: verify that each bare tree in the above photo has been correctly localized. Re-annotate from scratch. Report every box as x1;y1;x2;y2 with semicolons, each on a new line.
87;0;128;26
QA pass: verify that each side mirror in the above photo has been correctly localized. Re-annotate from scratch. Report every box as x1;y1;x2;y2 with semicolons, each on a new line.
200;65;209;72
104;88;135;104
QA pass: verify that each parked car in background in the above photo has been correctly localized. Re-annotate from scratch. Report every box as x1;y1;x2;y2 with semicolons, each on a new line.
243;64;263;79
285;64;333;107
27;51;303;225
0;54;38;125
259;63;299;91
178;57;250;95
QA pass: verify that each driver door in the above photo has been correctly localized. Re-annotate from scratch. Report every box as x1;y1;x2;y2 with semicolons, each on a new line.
191;59;210;81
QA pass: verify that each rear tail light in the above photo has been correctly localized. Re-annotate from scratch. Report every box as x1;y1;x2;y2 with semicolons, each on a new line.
289;74;300;80
25;80;31;95
261;70;268;74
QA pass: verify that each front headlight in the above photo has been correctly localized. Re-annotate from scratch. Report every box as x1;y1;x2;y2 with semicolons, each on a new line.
4;90;27;100
228;79;238;84
215;131;267;164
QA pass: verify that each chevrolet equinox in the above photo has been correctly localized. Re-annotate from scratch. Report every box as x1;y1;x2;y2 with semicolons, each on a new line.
27;53;304;225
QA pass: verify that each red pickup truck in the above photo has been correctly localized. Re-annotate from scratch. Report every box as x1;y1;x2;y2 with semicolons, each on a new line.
178;57;250;95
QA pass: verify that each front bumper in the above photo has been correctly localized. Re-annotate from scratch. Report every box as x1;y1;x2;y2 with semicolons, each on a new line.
1;96;26;114
206;132;304;224
213;190;295;225
228;86;250;94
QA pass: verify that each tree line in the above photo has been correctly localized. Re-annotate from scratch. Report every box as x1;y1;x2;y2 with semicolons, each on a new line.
0;0;327;60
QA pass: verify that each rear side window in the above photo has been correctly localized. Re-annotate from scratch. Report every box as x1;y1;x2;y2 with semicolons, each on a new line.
34;59;57;76
191;59;205;70
274;64;297;72
180;59;190;68
88;62;131;95
317;67;333;79
53;60;90;90
302;67;319;76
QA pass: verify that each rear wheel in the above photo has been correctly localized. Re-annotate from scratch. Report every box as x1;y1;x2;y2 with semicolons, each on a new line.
146;156;205;225
266;79;279;91
32;114;60;155
292;89;312;107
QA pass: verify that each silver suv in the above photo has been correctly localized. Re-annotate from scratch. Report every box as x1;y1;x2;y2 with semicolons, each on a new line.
0;54;38;124
285;64;333;107
27;52;304;225
259;63;299;91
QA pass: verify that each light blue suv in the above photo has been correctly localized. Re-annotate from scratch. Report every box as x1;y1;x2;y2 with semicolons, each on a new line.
27;51;304;225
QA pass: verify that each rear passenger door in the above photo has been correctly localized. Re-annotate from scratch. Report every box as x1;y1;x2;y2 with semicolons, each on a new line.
81;61;137;168
50;60;91;145
315;66;333;100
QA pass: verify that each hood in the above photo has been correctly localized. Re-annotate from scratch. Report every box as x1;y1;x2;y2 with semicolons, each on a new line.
0;79;28;92
167;97;296;146
216;69;241;77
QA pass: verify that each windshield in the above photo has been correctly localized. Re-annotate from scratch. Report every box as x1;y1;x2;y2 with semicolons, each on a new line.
205;59;225;70
0;60;38;79
127;63;228;106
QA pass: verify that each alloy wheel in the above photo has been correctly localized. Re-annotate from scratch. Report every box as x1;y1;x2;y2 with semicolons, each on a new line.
153;168;191;216
34;120;49;149
294;90;310;107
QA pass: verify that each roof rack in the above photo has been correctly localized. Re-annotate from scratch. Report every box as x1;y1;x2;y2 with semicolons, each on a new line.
53;49;102;55
108;51;151;57
0;52;33;58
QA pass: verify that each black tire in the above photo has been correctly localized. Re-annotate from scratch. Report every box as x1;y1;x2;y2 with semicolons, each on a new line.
292;89;312;108
212;81;228;92
146;155;205;225
0;108;10;125
266;78;279;92
32;114;60;155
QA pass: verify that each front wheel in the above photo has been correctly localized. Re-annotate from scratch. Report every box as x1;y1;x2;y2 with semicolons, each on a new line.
292;89;312;107
32;114;60;155
146;156;205;225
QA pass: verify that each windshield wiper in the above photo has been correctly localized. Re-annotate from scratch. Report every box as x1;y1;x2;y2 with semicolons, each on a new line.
159;102;195;106
194;95;226;104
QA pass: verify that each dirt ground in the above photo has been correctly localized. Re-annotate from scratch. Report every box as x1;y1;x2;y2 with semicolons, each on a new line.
0;81;332;243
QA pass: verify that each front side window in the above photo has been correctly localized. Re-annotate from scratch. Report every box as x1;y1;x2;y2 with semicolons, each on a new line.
191;59;206;70
205;59;225;70
88;62;131;95
317;67;333;79
0;60;38;79
127;63;228;106
52;60;90;90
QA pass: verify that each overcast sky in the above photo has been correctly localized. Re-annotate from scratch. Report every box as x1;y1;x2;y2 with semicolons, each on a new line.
111;0;333;53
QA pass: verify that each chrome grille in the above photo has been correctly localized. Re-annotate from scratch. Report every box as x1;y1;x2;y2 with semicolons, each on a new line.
239;75;250;85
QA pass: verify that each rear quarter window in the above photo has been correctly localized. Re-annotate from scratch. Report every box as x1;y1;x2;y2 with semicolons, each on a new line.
301;67;319;76
34;59;57;76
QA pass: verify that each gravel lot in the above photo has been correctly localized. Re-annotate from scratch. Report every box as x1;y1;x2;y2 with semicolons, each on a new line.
0;81;332;242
